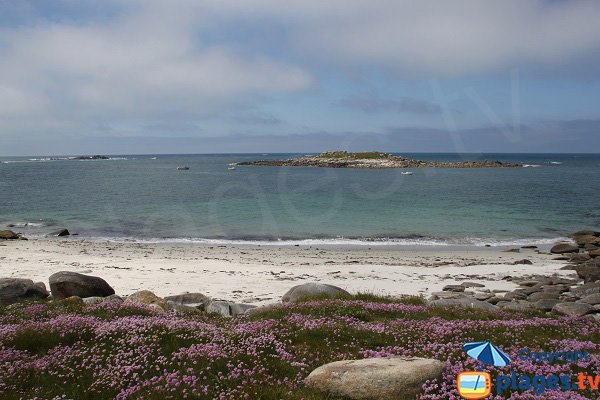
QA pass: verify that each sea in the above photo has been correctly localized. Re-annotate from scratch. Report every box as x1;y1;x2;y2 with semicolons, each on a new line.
1;153;599;247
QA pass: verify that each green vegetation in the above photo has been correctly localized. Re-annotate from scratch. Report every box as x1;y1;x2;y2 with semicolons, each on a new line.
318;151;392;159
0;295;597;399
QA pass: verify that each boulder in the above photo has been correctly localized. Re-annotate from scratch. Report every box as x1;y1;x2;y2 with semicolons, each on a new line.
528;292;560;302
589;249;600;258
513;259;533;265
460;282;485;288
164;292;211;310
584;243;599;251
49;271;115;300
569;253;591;263
575;263;600;283
502;290;529;301
573;235;600;247
428;291;466;301
517;280;542;287
0;230;20;240
552;302;592;317
281;283;349;303
497;300;534;312
305;357;444;400
442;284;465;292
572;230;600;238
473;292;494;301
570;282;600;297
0;278;49;305
429;296;499;311
167;301;203;315
550;243;579;254
83;295;123;305
125;290;169;311
49;229;70;237
60;296;84;306
486;296;504;305
205;300;256;317
533;299;560;312
579;293;600;305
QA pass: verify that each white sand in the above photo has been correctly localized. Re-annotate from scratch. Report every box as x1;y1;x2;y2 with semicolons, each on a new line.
0;239;576;305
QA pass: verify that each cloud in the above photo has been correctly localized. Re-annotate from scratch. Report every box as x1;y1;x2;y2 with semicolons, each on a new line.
207;0;600;77
232;113;282;126
3;118;597;156
338;96;441;114
0;1;312;124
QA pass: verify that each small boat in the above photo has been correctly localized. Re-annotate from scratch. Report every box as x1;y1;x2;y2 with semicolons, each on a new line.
177;166;190;170
151;157;157;160
401;171;413;175
550;161;562;165
228;166;236;170
523;164;540;168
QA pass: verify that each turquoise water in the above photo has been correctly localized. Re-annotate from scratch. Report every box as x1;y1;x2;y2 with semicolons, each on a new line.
1;153;599;245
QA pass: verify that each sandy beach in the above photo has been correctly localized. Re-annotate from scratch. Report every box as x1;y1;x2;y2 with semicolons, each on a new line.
0;238;575;305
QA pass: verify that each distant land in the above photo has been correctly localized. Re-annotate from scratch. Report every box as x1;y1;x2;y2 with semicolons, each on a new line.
238;151;523;169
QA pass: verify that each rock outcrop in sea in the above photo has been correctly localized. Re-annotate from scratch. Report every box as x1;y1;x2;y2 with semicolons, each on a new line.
238;151;523;169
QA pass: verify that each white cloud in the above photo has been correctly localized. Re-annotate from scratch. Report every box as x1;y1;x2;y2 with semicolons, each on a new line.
208;0;600;76
0;1;312;124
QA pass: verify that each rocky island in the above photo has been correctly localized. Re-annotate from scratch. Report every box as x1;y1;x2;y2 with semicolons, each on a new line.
238;151;523;168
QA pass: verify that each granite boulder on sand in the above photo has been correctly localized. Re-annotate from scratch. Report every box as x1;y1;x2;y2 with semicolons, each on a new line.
0;278;49;305
282;283;349;303
49;271;115;300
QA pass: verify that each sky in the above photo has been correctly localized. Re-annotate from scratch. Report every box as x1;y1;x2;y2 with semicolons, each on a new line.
1;0;600;155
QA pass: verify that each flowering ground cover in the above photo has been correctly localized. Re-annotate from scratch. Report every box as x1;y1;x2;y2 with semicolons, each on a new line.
0;294;598;399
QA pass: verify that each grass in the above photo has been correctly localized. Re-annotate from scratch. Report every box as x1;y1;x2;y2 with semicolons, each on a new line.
0;294;597;399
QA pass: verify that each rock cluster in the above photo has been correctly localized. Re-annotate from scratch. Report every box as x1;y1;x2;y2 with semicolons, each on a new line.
238;152;522;169
0;278;48;305
428;231;600;318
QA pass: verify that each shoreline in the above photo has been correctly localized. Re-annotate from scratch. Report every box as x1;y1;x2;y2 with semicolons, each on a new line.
0;238;574;305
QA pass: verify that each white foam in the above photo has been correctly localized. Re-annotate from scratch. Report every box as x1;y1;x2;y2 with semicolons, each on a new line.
77;235;569;248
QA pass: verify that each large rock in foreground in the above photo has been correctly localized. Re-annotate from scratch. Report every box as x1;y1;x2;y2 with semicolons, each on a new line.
282;283;349;303
49;271;115;300
0;278;49;305
305;357;444;400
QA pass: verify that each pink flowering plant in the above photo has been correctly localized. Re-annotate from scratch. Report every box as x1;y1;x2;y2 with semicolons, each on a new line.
0;295;598;399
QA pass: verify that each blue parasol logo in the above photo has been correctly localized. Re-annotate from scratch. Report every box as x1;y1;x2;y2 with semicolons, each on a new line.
463;341;511;367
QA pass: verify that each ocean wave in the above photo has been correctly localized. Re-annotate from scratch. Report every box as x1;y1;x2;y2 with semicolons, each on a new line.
5;221;46;228
74;235;568;247
1;157;128;163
